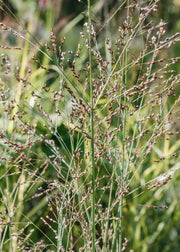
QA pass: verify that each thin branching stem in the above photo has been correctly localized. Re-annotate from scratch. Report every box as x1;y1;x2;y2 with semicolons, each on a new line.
88;0;95;251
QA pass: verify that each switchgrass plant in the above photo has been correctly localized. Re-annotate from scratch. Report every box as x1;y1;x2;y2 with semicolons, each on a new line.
0;0;180;251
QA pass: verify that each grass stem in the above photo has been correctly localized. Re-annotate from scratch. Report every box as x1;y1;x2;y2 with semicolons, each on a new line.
88;0;95;251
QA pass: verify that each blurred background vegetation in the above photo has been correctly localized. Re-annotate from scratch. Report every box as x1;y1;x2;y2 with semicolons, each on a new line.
0;0;180;251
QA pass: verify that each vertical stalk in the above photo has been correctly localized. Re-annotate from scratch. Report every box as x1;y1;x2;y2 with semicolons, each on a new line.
8;22;31;134
119;124;125;251
119;2;129;250
57;204;63;251
118;104;126;251
11;171;25;252
87;0;95;251
7;22;31;251
102;169;115;251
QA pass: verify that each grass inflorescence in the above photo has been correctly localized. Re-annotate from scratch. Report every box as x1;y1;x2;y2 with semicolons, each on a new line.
0;0;180;251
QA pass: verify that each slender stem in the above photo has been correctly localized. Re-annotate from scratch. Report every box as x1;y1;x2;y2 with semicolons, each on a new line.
119;2;130;249
8;22;31;133
103;170;115;251
119;110;126;251
87;0;95;251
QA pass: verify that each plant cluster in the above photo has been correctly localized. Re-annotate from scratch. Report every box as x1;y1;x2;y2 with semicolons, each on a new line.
0;0;180;251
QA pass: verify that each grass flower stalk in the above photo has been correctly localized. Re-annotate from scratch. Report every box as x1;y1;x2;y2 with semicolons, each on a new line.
87;0;95;250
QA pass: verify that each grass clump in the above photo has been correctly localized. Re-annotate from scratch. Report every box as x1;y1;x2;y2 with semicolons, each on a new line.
0;0;180;251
